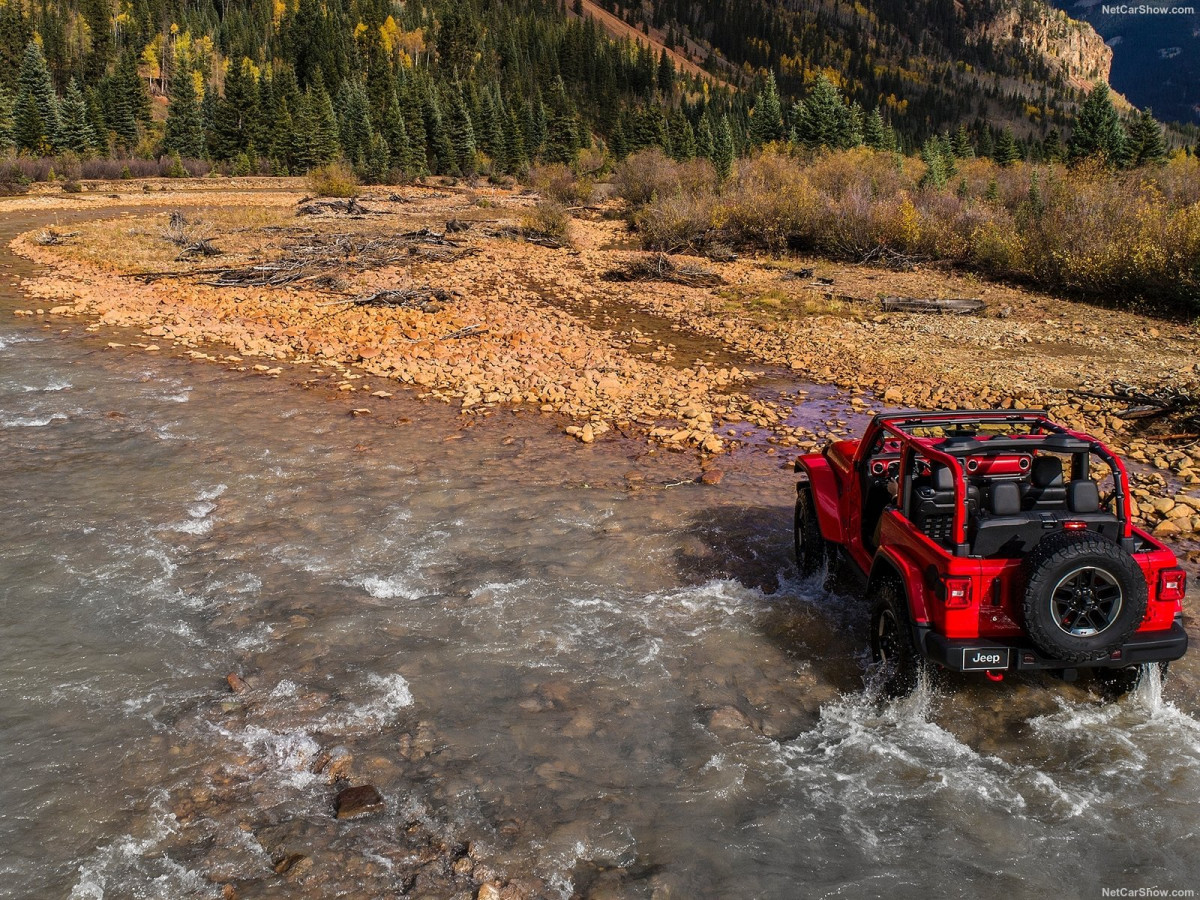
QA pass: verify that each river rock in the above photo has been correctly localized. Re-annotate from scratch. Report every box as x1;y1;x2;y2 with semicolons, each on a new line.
334;784;384;819
226;672;248;693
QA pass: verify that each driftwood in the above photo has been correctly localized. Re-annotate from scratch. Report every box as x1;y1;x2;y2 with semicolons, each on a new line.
880;296;985;315
1071;383;1200;432
296;197;377;217
782;267;815;280
860;246;929;270
445;218;471;233
34;228;80;246
489;226;564;249
123;230;474;287
318;287;457;311
175;238;222;260
602;253;724;287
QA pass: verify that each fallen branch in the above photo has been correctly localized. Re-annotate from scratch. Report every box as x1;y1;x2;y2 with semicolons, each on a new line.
489;226;565;249
34;228;80;246
879;296;984;315
602;253;723;287
296;197;377;217
317;287;457;311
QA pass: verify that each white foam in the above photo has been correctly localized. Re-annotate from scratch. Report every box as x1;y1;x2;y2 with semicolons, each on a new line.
21;378;71;392
3;412;68;427
360;574;423;600
320;672;414;731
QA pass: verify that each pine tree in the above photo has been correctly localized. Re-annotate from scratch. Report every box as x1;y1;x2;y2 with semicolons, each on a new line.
951;125;974;159
695;115;714;159
862;108;886;150
656;49;674;96
58;79;95;153
0;85;13;149
210;58;259;161
15;41;58;152
1127;108;1167;167
446;85;477;173
503;103;526;173
713;114;734;181
1043;128;1063;162
1068;81;1127;166
163;70;205;159
749;71;785;147
919;136;947;188
796;75;857;150
380;90;411;175
337;79;373;167
667;106;695;160
994;128;1020;166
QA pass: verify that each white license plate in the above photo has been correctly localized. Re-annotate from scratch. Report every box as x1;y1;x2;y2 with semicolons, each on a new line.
963;648;1010;671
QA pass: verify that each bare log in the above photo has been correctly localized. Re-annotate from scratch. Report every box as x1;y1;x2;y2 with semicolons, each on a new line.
879;296;985;315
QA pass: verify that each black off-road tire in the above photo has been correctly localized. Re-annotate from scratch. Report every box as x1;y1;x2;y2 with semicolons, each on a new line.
869;580;922;697
1093;662;1169;699
794;483;828;579
1022;531;1148;663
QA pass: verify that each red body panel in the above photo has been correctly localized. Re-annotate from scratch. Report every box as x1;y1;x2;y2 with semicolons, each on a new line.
799;411;1185;645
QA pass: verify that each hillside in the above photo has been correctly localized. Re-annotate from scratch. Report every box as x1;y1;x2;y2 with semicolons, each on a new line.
1044;0;1200;125
0;0;1162;174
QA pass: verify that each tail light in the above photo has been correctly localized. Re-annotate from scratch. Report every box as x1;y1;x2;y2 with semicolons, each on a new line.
1063;521;1088;532
942;576;972;608
1157;568;1186;602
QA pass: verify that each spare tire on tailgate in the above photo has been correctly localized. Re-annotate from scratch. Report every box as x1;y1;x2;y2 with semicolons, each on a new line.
1022;531;1147;663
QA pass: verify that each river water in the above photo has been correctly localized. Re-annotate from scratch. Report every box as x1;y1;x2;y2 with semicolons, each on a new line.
1;207;1198;899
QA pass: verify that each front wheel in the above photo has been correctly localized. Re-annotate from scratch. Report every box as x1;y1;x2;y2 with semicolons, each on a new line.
869;581;922;697
794;483;828;579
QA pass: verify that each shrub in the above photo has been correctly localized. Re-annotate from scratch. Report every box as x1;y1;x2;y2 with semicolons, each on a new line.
164;151;188;178
0;160;30;195
634;191;716;252
61;180;82;193
306;161;360;198
612;149;716;209
714;150;823;251
527;163;593;206
520;199;573;245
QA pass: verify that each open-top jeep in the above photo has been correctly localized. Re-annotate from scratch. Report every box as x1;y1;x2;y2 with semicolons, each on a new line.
794;410;1189;695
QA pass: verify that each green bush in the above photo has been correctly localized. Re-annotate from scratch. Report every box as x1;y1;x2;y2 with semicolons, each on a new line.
306;161;360;198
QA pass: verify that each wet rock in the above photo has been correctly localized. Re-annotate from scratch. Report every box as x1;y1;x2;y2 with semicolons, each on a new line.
226;672;248;693
707;705;754;733
335;784;385;819
699;468;724;485
478;884;503;900
274;853;312;879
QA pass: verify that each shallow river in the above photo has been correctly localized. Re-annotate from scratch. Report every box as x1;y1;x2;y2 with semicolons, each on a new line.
1;207;1198;900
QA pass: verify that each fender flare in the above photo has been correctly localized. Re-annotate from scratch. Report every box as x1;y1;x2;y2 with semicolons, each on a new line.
868;547;931;625
796;455;844;545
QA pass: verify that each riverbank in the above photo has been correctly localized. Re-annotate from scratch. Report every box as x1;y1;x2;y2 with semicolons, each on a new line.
8;178;1200;546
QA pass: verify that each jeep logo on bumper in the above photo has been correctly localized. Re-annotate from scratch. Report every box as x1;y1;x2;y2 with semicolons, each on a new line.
963;648;1011;671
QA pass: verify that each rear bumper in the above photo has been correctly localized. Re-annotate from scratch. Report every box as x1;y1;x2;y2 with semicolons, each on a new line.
918;619;1189;672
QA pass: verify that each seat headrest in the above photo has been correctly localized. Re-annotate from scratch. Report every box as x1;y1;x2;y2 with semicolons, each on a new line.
932;466;955;491
991;481;1022;516
1067;479;1100;513
1032;455;1064;488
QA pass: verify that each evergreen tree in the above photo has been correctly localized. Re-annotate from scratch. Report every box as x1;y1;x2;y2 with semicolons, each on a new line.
423;88;456;174
749;71;785;146
862;108;887;150
210;58;259;161
58;79;95;153
0;85;13;149
796;75;857;150
503;103;527;173
380;90;411;175
951;125;974;159
656;49;674;95
445;85;477;173
994;128;1020;166
1043;128;1063;162
337;79;373;167
667;106;695;160
919;136;948;188
1127;108;1168;167
163;71;205;159
695;115;714;159
1068;82;1127;166
15;41;59;152
713;114;734;181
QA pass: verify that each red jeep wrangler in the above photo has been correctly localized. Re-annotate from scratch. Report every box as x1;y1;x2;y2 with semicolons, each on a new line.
794;410;1189;695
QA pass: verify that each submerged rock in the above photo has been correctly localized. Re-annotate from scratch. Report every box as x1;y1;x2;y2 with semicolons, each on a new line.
335;784;385;819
